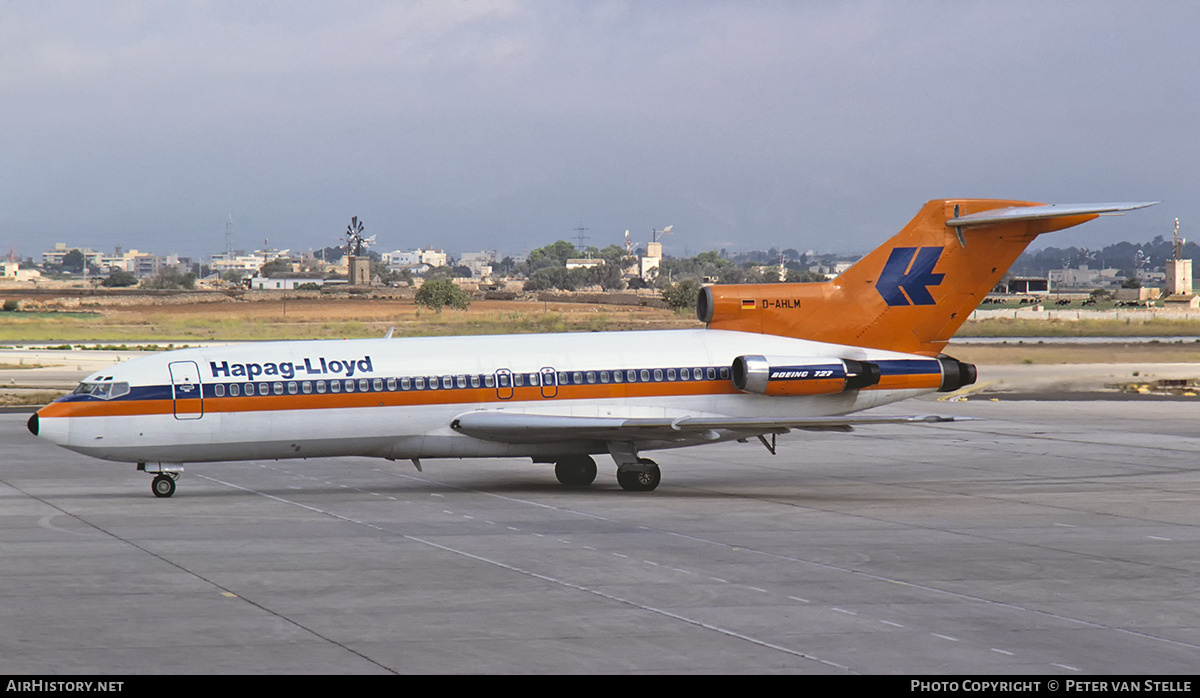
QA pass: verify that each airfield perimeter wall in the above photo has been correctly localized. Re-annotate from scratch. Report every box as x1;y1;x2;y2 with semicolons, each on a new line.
971;308;1200;321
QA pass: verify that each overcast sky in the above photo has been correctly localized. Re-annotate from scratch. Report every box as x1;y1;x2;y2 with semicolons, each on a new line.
2;1;1196;262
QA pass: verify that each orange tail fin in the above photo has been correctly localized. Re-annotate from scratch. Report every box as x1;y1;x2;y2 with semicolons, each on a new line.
699;199;1157;356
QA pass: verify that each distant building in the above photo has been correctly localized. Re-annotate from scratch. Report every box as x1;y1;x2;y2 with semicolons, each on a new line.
1;262;41;283
248;276;326;290
381;248;447;270
459;251;496;278
993;276;1049;294
1166;258;1192;295
212;249;291;276
565;258;604;270
1047;265;1126;289
639;241;662;280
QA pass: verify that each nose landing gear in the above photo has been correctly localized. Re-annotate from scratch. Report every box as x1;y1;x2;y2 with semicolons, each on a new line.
138;462;182;498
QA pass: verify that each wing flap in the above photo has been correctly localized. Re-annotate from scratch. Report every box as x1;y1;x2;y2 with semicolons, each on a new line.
450;411;968;444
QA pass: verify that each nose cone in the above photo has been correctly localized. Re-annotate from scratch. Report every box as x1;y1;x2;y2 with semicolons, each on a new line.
27;411;39;436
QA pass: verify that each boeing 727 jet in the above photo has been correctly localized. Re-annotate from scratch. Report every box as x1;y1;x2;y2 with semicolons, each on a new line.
29;199;1156;496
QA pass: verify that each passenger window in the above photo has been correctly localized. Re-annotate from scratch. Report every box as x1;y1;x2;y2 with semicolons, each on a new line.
640;370;650;382
344;380;355;393
456;375;466;389
215;384;225;397
415;377;425;390
245;383;255;396
528;373;539;386
401;377;411;390
330;380;341;393
719;367;730;380
667;369;677;381
287;382;298;395
387;377;396;391
653;369;663;381
442;376;452;389
273;382;284;395
611;371;622;383
586;372;596;384
573;372;583;384
470;375;480;388
694;368;704;380
229;383;240;397
316;381;326;394
302;381;312;394
513;374;524;387
259;382;270;395
372;378;382;391
706;367;716;380
600;371;610;383
484;375;495;388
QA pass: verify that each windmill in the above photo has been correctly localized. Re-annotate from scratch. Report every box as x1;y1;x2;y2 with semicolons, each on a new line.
1166;218;1193;297
344;216;375;257
1173;218;1184;261
343;216;376;286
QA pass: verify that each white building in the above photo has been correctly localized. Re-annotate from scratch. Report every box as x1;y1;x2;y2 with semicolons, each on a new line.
1048;265;1123;289
248;276;326;290
459;251;495;278
382;248;448;271
1;262;41;283
212;249;292;275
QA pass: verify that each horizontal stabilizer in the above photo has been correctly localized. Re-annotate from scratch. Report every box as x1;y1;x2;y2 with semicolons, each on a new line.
946;202;1159;228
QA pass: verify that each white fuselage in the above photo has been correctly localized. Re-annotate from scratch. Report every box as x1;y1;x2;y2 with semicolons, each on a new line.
34;329;943;465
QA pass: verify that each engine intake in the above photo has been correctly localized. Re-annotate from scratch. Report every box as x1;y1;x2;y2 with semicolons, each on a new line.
731;355;881;396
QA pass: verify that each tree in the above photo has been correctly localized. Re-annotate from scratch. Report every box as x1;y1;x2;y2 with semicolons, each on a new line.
414;278;471;313
661;279;701;311
784;268;826;283
259;257;293;277
525;241;579;272
142;267;196;290
62;249;86;274
101;270;139;288
524;266;575;291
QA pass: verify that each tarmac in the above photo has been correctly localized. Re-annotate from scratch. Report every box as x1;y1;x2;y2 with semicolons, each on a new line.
2;395;1199;674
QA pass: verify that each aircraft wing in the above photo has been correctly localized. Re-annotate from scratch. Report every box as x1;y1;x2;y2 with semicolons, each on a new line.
449;411;967;444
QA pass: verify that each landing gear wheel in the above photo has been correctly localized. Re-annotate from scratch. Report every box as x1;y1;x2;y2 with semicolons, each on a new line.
152;474;176;498
617;459;660;492
555;455;597;487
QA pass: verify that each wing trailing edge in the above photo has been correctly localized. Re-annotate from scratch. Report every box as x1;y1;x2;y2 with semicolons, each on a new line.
450;410;970;444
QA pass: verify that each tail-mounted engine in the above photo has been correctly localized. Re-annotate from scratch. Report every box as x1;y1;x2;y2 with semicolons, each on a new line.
731;356;881;396
730;354;976;395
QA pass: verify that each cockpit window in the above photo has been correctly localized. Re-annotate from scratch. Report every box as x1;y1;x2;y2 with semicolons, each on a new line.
72;381;130;400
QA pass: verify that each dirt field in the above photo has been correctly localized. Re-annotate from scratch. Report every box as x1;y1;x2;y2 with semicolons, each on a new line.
0;295;702;342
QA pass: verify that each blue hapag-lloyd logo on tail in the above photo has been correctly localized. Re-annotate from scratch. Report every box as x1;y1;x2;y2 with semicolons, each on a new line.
875;247;945;306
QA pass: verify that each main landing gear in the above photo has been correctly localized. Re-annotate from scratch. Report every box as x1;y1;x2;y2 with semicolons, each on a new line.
616;459;661;492
551;453;661;491
555;455;598;487
138;462;181;498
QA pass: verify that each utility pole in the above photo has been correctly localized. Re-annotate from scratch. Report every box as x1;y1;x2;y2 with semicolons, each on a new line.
573;224;590;258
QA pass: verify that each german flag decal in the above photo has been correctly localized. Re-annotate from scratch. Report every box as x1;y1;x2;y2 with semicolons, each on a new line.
741;299;756;309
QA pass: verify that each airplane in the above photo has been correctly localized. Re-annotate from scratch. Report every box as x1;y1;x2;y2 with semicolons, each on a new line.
28;199;1156;497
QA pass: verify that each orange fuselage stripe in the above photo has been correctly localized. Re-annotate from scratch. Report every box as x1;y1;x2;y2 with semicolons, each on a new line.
40;373;942;419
